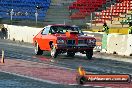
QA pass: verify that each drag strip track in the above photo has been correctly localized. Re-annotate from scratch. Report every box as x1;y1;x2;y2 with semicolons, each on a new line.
0;39;132;76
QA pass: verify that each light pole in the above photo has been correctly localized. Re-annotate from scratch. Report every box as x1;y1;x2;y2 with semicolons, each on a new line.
10;9;14;24
35;6;41;26
35;10;38;25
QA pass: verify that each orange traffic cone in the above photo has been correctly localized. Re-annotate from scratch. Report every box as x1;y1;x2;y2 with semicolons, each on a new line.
1;49;4;63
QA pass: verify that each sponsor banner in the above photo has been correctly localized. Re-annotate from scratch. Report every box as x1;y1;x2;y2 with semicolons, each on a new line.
85;74;131;83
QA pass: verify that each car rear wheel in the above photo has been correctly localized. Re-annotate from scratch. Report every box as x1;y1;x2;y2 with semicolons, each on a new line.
86;49;93;60
50;44;58;58
67;52;75;57
35;43;43;55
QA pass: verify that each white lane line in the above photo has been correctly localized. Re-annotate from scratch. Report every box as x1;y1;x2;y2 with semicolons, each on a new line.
68;84;112;88
0;70;60;85
14;59;76;71
93;86;105;87
0;42;33;49
83;84;93;87
68;84;105;87
83;85;105;88
68;84;78;86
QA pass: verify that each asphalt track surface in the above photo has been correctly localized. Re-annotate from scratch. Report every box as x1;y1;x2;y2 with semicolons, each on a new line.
0;72;94;88
0;39;132;88
0;39;132;75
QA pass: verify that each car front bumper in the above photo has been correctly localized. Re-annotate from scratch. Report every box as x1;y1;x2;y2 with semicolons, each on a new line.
55;44;96;51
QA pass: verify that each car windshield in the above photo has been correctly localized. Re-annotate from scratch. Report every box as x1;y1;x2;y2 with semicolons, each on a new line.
50;26;83;34
72;26;84;34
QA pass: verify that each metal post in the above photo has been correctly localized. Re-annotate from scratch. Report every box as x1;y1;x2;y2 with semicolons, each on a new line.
110;0;112;24
10;9;14;24
64;19;65;25
91;12;93;30
35;9;38;26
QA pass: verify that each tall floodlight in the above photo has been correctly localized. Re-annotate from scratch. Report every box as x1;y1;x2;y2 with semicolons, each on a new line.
10;9;14;24
35;6;41;25
35;10;38;25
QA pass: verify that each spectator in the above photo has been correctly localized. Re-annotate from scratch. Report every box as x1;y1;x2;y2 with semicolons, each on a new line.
128;22;132;34
102;23;109;34
1;27;8;39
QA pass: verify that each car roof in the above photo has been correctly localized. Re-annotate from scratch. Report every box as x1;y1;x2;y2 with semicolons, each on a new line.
47;24;71;27
44;24;79;29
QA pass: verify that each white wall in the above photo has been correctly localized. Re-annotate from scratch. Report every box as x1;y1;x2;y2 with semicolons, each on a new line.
106;34;132;56
4;24;42;43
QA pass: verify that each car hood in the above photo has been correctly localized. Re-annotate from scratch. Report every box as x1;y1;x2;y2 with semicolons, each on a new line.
52;34;95;39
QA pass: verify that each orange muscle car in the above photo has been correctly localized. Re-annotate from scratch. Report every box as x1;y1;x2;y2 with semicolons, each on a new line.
33;24;96;59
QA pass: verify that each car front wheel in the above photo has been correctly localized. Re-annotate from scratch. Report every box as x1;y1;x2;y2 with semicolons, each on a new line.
35;43;43;55
86;49;93;60
50;44;58;58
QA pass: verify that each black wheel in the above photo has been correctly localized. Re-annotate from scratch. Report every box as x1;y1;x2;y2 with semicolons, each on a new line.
76;76;86;85
86;50;93;60
67;52;75;57
34;43;43;55
50;44;58;58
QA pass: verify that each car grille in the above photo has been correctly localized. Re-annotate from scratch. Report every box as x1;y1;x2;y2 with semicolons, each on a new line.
78;39;87;44
67;40;75;45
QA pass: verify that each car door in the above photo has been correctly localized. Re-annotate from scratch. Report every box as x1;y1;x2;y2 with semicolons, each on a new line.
40;26;51;50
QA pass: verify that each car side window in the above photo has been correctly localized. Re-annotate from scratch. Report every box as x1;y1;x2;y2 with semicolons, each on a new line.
48;27;54;34
41;27;50;35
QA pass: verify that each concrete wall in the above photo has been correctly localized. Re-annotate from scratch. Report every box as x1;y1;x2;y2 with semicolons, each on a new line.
84;31;132;56
4;24;42;43
107;34;128;55
106;34;132;56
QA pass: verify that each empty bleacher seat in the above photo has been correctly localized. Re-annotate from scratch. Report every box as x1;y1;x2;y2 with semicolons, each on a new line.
93;0;132;24
0;0;51;21
69;0;106;19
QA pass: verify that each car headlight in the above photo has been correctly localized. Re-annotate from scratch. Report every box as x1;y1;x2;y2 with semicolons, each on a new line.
87;39;96;44
57;39;65;44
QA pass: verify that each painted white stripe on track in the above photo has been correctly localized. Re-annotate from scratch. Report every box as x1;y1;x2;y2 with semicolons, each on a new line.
0;70;60;85
83;84;93;87
15;59;76;71
68;84;78;86
0;42;33;49
93;86;105;87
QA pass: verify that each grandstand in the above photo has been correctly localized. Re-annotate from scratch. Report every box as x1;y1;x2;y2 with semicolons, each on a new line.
0;0;77;27
93;0;132;28
0;0;51;26
69;0;132;29
0;0;131;29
